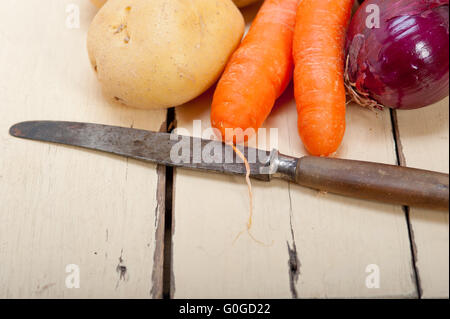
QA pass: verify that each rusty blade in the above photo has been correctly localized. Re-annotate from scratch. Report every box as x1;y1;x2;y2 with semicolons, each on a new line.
9;121;273;181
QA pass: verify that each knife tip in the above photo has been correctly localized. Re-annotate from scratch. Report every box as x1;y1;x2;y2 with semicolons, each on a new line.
9;123;23;137
9;121;36;138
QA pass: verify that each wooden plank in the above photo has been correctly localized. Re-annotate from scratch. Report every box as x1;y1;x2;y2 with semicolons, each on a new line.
170;3;416;298
394;97;449;298
0;0;166;298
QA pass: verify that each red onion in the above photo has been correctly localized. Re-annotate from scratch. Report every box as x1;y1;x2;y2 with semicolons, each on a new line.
346;0;449;109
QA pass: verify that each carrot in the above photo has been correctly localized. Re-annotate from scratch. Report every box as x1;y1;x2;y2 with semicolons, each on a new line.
293;0;353;156
211;0;299;143
231;144;272;247
231;144;253;230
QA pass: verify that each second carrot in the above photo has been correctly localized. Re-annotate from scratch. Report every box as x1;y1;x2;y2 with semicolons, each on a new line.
293;0;354;156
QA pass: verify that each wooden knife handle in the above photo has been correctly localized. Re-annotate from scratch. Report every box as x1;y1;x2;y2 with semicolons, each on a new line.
293;156;449;210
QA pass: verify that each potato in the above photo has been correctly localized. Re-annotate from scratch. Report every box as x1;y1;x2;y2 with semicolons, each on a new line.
87;0;244;109
90;0;261;9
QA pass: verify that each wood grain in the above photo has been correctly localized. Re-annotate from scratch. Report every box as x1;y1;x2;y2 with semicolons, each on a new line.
0;0;166;298
394;98;449;298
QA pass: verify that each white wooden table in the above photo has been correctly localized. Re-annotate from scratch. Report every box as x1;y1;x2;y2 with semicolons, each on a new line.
0;0;448;299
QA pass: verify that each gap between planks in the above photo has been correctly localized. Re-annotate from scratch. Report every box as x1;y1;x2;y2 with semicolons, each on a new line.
390;109;422;299
163;107;176;299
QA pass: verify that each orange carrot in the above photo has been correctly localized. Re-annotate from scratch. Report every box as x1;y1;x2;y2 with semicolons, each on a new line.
293;0;353;156
211;0;299;143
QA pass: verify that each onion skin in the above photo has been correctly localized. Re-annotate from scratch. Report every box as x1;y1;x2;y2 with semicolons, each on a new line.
346;0;449;109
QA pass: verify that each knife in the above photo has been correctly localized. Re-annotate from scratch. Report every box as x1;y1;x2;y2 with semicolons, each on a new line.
9;121;449;210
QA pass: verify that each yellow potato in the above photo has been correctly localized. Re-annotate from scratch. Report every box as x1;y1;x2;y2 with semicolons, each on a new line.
90;0;261;9
87;0;244;109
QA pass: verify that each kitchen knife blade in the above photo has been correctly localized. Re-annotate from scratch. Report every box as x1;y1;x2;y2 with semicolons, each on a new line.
9;121;274;181
9;121;449;210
